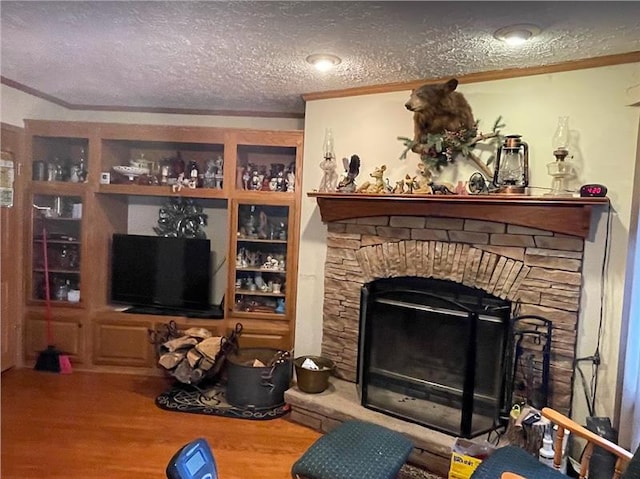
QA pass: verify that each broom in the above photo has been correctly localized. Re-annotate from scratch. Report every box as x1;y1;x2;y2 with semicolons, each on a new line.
34;209;73;374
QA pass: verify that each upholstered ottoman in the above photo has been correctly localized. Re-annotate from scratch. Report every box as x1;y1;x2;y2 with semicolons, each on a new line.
291;420;414;479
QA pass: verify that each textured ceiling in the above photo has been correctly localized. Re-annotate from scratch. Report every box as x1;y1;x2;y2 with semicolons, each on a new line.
2;1;640;117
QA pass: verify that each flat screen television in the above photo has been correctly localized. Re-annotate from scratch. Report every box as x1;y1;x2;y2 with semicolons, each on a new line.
110;234;212;313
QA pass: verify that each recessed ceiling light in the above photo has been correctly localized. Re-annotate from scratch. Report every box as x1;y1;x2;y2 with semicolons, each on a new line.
306;53;342;72
494;24;541;46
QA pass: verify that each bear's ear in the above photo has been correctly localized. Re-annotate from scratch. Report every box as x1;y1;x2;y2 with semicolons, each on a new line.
444;79;459;92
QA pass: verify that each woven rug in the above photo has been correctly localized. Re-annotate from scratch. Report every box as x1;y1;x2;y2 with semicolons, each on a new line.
155;381;290;420
398;464;445;479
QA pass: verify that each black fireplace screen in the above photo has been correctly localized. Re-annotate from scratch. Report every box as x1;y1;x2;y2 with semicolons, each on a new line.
357;277;512;438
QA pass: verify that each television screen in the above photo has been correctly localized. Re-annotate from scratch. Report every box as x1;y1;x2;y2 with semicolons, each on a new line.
110;234;212;311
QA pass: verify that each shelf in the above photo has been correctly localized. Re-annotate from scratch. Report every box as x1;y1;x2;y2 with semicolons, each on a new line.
33;239;81;245
307;192;610;238
32;268;80;274
236;267;286;273
234;289;285;297
237;238;288;244
98;184;227;199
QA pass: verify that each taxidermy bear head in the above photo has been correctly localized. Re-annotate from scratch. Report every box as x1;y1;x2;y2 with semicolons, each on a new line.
405;79;475;141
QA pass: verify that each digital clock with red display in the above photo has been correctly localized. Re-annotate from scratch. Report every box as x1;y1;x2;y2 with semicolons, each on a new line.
580;184;608;197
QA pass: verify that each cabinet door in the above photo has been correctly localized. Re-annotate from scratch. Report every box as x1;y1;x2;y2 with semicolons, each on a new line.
230;201;292;319
24;310;84;363
30;194;83;305
93;318;156;367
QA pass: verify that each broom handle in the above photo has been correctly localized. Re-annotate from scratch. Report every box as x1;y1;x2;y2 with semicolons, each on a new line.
42;220;53;345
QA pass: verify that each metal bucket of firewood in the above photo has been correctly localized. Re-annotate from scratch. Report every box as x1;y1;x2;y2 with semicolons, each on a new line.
225;348;292;410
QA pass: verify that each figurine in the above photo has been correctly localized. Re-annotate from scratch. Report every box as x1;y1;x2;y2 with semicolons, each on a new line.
356;164;388;194
250;169;261;190
286;171;295;192
336;155;360;193
257;211;268;239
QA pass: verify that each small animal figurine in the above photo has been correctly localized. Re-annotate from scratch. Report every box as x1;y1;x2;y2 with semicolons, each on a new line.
393;178;405;194
337;155;360;193
429;182;456;195
286;171;295;192
318;156;339;192
357;164;388;194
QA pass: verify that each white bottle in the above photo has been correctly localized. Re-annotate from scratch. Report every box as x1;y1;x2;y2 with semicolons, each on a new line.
539;425;555;467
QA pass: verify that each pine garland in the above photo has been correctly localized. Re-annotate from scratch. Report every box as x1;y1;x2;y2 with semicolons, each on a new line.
399;116;505;176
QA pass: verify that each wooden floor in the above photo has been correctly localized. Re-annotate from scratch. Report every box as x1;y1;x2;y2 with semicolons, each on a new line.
1;368;322;479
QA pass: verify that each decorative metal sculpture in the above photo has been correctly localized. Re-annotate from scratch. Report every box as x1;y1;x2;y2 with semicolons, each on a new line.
153;197;208;238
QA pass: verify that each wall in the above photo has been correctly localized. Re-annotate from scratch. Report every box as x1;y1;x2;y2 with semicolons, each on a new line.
297;63;640;426
1;84;304;130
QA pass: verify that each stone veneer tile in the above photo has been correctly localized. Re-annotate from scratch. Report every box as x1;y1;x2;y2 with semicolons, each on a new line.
411;228;449;241
515;289;542;304
345;224;378;235
509;264;530;296
427;241;436;278
361;235;388;246
328;222;347;233
493;259;515;297
390;216;426;228
490;234;536;247
452;243;465;283
462;248;483;287
526;248;583;259
356;216;389;225
518;304;578;330
535;236;584;252
527;267;582;285
507;225;553;236
464;219;506;233
525;253;582;272
501;261;523;298
476;245;525;262
426;217;464;230
449;230;489;244
376;226;411;239
405;240;418;277
488;256;507;292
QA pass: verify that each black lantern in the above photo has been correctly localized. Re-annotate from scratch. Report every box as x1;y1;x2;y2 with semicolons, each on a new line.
493;135;529;194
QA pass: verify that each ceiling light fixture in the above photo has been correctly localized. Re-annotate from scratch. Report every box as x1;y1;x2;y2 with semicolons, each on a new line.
306;53;342;72
494;24;541;46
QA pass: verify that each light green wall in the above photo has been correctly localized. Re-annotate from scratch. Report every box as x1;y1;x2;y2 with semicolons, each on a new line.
297;63;640;426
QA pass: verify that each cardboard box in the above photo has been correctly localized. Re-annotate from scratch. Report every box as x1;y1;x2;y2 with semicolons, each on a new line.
448;438;496;479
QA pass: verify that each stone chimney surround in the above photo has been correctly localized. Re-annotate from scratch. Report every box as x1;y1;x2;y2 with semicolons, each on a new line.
308;193;609;414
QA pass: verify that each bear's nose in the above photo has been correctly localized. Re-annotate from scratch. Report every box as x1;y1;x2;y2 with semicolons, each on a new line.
404;102;413;110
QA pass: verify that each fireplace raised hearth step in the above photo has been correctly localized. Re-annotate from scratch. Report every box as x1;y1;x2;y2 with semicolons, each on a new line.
285;376;458;477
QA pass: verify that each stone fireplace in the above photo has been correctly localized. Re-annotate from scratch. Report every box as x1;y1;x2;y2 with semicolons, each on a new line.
285;193;607;475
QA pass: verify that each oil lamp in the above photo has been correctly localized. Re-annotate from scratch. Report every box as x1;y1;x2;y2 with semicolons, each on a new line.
545;116;575;196
493;135;529;194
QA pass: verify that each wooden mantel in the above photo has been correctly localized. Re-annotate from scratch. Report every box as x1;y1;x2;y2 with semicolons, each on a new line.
307;192;610;238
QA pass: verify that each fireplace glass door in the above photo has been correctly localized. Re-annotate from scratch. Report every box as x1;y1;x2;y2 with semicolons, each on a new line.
358;277;511;438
